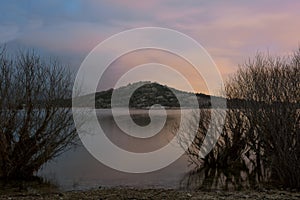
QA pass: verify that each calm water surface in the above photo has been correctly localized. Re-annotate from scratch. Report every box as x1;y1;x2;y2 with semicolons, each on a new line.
38;109;193;191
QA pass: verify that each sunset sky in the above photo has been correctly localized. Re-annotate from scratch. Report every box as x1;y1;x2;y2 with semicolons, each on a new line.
1;0;299;93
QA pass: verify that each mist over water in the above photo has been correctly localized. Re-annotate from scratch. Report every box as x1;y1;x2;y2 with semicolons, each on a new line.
38;109;192;191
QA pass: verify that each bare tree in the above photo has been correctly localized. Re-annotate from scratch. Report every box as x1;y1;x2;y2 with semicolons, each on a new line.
226;50;299;188
176;109;253;190
177;49;299;189
0;47;77;179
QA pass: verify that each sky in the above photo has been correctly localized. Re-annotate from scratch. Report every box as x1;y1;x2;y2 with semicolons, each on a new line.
1;0;300;93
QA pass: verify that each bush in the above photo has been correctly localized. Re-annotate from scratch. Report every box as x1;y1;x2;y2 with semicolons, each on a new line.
0;47;77;179
178;49;300;189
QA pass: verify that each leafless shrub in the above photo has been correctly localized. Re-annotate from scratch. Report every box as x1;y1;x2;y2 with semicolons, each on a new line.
177;49;299;189
0;47;77;179
226;50;299;188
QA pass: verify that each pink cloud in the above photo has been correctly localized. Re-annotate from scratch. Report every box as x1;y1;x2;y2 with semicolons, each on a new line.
13;0;300;93
20;22;119;54
89;0;163;10
98;49;209;94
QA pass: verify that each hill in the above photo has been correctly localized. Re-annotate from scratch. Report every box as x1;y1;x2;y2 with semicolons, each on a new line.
71;81;224;109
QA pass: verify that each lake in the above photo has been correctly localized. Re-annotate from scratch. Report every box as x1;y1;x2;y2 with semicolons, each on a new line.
38;109;194;191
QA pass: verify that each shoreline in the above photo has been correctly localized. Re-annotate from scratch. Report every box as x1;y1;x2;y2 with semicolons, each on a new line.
1;187;300;200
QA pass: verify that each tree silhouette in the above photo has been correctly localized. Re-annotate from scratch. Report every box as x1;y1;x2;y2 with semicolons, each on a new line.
0;47;77;179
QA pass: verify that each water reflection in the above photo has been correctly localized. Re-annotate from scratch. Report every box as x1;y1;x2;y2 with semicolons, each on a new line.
39;109;266;191
98;109;178;153
39;109;190;190
181;167;242;191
